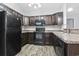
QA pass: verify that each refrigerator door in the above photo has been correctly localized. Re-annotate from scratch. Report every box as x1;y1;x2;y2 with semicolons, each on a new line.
0;11;6;56
6;15;21;56
7;15;21;27
0;11;21;56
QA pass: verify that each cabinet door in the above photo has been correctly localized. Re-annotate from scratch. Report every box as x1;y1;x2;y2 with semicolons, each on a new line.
6;14;21;56
44;16;52;25
28;33;34;44
23;17;29;25
44;33;50;44
67;44;79;56
29;16;36;25
0;11;5;56
21;33;29;46
7;15;21;27
54;15;58;25
52;12;63;25
55;14;63;25
51;16;55;25
6;28;21;56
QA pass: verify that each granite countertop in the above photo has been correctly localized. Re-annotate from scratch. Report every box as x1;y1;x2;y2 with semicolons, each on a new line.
22;30;79;44
22;30;63;33
52;32;79;44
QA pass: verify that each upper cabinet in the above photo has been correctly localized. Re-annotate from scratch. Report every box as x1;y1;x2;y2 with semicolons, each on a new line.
44;15;52;25
29;16;36;26
22;12;63;26
29;16;52;25
23;16;29;26
53;12;63;25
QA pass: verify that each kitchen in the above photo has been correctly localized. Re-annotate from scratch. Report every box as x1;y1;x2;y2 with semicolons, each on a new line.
0;3;79;56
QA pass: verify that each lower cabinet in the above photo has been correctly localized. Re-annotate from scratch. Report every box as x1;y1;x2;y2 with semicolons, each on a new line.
22;32;55;45
22;32;65;46
44;33;53;45
22;32;79;56
54;37;79;56
21;33;29;46
64;44;79;56
28;33;34;44
21;32;34;46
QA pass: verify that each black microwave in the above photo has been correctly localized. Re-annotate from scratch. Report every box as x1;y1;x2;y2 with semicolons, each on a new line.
35;19;45;26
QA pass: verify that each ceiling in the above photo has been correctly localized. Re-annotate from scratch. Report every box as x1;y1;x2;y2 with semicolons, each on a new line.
4;3;64;16
3;3;79;18
66;3;79;18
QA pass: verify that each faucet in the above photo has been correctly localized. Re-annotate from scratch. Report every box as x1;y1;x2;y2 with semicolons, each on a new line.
67;29;71;33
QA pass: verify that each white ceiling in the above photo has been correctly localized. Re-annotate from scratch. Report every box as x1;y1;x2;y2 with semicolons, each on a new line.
66;3;79;18
4;3;64;16
3;3;79;18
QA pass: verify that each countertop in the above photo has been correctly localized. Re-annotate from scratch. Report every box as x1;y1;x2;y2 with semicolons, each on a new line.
52;32;79;44
22;30;79;44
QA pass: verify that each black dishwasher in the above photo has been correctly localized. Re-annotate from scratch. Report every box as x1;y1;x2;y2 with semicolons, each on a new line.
54;37;65;56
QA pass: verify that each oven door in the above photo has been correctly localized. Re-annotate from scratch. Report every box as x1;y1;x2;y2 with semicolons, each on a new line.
34;32;45;44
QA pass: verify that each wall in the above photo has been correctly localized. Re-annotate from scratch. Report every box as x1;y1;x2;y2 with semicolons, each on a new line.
74;16;79;29
67;15;79;29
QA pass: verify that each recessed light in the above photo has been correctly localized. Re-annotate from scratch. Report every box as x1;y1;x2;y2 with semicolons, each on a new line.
38;3;42;8
34;5;37;8
68;8;73;12
28;3;32;7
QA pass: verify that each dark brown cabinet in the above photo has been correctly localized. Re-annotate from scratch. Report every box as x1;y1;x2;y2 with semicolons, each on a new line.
29;16;36;26
44;33;50;44
28;12;63;26
63;44;79;56
43;16;52;25
22;32;58;45
29;16;52;25
51;12;63;25
22;32;79;56
44;33;57;45
21;33;29;46
51;16;56;25
21;32;34;46
28;33;34;44
54;36;79;56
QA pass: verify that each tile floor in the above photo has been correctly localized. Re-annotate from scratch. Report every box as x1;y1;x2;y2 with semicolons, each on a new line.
16;44;57;56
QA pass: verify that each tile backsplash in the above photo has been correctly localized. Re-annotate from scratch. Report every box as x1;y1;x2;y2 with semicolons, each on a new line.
22;25;62;31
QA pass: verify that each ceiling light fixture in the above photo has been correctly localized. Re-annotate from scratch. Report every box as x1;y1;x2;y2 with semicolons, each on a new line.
68;8;73;12
28;3;42;8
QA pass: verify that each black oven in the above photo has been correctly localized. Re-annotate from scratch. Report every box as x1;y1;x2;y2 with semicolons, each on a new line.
34;19;45;44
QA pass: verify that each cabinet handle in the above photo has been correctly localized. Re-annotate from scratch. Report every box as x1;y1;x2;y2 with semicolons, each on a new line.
17;18;19;20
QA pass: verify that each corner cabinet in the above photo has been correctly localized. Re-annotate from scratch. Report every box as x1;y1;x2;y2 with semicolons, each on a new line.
54;36;79;56
64;44;79;56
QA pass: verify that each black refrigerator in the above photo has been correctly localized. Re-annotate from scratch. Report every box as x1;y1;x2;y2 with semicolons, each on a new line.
0;11;21;56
